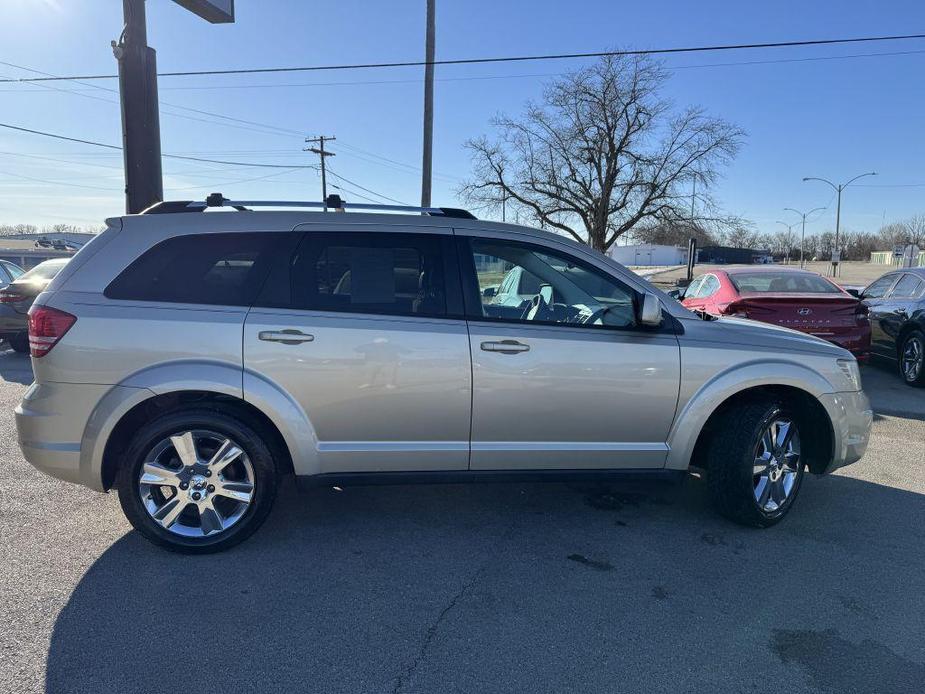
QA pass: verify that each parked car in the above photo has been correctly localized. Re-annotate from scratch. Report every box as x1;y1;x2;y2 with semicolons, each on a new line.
858;268;925;386
15;197;871;553
0;258;67;353
679;266;871;359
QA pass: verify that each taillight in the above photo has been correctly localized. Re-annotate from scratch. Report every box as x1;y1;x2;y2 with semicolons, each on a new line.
0;290;23;304
27;305;76;357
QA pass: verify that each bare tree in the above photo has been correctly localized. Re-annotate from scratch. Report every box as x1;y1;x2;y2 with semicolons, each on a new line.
459;54;745;252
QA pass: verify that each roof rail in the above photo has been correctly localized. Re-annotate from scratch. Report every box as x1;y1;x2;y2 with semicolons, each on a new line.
141;193;477;219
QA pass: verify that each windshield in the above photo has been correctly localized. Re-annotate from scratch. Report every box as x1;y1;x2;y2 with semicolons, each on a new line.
729;271;841;294
18;259;68;283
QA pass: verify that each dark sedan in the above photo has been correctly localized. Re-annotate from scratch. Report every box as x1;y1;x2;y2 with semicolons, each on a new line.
0;258;69;353
860;267;925;386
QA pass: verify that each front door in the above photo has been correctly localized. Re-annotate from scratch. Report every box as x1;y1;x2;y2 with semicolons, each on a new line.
862;273;901;357
244;228;472;474
459;235;681;470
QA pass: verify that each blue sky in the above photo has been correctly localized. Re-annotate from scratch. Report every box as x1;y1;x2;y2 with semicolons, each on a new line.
1;0;924;237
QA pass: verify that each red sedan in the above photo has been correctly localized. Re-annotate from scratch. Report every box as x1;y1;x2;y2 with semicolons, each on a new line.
681;266;871;359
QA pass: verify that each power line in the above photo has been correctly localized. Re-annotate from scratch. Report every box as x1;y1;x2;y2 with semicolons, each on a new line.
0;122;414;204
3;33;925;83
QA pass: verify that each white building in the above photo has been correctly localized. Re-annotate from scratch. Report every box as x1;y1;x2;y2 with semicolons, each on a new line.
608;244;688;267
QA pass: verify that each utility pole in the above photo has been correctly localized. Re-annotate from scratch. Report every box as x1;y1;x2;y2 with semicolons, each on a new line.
784;206;826;269
305;136;336;208
114;0;163;214
420;0;436;208
803;171;877;276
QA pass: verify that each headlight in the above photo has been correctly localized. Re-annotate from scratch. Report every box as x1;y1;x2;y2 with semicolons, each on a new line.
836;358;862;392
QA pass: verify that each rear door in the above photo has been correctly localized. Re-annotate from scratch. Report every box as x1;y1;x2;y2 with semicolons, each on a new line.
243;227;472;474
459;233;681;471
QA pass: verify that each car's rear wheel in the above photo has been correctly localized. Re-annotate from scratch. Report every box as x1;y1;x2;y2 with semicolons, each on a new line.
899;329;925;387
117;408;278;553
706;399;804;527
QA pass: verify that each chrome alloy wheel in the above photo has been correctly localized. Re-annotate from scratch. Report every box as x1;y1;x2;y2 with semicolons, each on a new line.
902;335;924;383
752;418;800;513
138;430;255;538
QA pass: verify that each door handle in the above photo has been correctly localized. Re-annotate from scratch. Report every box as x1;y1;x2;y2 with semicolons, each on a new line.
481;340;530;354
258;330;315;345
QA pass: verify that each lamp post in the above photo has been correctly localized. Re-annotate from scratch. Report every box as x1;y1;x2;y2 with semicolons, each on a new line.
803;172;877;276
784;206;826;269
775;221;796;264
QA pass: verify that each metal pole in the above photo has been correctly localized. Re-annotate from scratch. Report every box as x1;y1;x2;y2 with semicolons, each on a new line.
800;214;806;269
834;185;842;277
420;0;435;208
116;0;163;214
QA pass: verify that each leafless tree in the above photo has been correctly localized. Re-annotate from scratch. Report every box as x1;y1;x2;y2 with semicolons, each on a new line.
459;53;745;252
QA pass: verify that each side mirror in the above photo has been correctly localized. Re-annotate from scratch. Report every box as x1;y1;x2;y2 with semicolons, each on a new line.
846;288;860;298
666;288;681;299
482;286;497;299
638;291;663;327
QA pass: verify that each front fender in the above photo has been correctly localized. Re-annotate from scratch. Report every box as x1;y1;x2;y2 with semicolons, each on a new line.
665;360;834;471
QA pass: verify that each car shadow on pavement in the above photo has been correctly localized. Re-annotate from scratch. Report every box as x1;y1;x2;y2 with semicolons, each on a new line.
0;348;33;385
45;473;925;694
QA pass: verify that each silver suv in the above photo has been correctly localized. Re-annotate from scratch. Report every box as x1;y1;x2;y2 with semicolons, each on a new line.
15;197;872;553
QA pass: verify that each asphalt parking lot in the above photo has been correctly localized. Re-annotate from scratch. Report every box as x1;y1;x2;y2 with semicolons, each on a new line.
1;350;924;694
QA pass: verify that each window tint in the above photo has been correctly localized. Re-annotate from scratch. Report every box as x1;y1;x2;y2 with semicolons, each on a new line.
890;274;925;298
683;276;704;299
291;232;448;317
863;274;899;299
2;261;23;279
695;275;720;298
105;233;285;306
466;238;638;329
729;271;840;294
19;258;68;282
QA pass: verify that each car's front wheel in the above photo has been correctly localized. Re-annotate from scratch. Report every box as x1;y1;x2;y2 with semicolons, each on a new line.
705;398;804;527
117;408;279;553
899;329;925;387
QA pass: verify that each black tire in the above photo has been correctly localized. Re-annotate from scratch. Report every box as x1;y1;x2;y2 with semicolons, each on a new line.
117;407;279;553
898;329;925;387
705;399;804;528
8;334;29;353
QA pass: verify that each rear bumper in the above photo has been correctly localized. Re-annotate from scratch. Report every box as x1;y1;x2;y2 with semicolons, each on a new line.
818;390;872;473
0;303;27;336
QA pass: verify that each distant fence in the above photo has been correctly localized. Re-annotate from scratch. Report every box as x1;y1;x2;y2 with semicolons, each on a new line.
870;251;925;267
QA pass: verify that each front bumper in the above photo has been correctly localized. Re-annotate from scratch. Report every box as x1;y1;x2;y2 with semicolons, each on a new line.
818;390;872;473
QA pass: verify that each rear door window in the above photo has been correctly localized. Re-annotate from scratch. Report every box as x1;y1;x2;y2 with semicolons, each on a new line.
696;275;721;298
288;232;457;318
105;232;290;306
890;274;925;299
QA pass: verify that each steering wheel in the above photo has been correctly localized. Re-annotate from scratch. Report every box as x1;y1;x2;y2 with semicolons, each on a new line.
582;305;610;325
523;292;555;322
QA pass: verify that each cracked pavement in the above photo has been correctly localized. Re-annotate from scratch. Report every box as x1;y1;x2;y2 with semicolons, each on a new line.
1;351;924;693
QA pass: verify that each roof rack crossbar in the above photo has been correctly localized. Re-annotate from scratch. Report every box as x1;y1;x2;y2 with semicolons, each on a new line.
142;193;476;219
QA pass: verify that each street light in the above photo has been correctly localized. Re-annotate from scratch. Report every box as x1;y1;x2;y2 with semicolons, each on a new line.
775;221;797;264
802;171;877;275
784;206;827;269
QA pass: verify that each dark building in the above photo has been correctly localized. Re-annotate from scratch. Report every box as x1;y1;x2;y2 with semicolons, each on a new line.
697;246;755;264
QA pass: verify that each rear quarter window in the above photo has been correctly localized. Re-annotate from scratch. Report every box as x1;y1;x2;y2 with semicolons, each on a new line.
105;232;290;306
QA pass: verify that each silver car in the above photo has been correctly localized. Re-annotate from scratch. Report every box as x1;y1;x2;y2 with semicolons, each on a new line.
15;197;872;553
